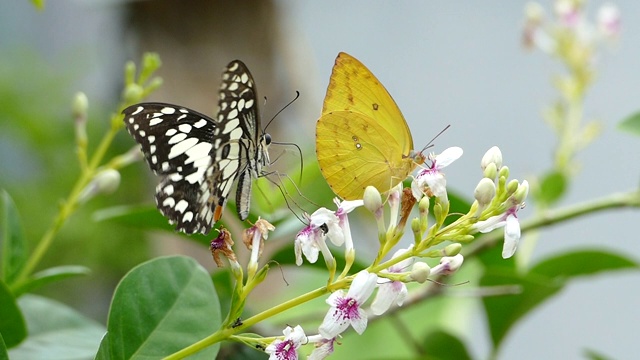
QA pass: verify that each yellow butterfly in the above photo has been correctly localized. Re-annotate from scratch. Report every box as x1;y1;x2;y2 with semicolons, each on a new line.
316;52;425;200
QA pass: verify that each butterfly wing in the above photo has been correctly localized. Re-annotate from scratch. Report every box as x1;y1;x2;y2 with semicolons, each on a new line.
122;60;265;234
316;52;417;200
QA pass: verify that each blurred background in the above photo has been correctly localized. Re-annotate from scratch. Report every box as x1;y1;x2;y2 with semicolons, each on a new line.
0;1;638;359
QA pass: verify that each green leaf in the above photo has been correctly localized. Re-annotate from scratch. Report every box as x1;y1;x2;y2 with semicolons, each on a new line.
0;280;26;348
618;111;640;136
0;333;8;360
583;348;614;360
97;256;221;359
12;265;91;296
481;269;560;350
8;295;105;360
1;189;27;284
531;249;639;278
482;249;638;352
420;330;472;360
537;170;567;205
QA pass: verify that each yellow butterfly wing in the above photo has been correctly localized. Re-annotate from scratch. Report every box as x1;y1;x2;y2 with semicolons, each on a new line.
316;52;419;200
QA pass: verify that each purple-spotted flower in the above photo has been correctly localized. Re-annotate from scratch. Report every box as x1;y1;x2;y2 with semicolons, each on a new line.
295;208;340;266
472;180;529;258
412;147;463;202
370;246;414;315
295;200;362;266
319;271;378;338
430;254;464;276
307;335;337;360
265;325;307;360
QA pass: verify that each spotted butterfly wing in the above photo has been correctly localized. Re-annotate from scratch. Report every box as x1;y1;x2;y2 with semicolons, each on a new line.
122;60;270;234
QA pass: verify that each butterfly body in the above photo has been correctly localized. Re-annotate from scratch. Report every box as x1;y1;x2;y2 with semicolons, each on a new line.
316;52;423;200
123;60;269;234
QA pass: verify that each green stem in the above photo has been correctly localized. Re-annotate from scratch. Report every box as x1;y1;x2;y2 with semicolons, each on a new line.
11;124;120;291
164;286;332;359
464;189;640;257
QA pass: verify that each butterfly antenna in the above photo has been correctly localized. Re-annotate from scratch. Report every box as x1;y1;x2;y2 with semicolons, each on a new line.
270;140;304;185
257;170;307;223
274;171;321;209
263;91;300;133
419;124;451;154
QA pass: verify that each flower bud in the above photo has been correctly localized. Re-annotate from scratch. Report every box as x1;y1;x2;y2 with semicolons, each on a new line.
123;84;143;104
78;169;121;203
474;178;496;207
72;92;89;120
431;254;464;276
483;162;497;180
498;165;510;179
506;179;520;196
410;262;431;283
514;180;530;203
363;186;382;216
481;146;503;171
443;243;462;257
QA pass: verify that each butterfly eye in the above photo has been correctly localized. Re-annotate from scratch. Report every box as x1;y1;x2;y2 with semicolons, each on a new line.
263;133;272;145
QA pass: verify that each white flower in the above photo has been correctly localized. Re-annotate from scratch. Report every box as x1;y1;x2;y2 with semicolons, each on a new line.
555;0;581;28
319;271;378;338
295;200;362;266
265;325;307;360
333;198;363;252
597;3;620;38
430;254;464;276
294;213;332;266
307;335;337;360
370;247;414;315
412;147;463;201
472;180;528;258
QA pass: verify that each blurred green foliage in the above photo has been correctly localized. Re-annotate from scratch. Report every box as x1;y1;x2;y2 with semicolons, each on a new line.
0;51;151;320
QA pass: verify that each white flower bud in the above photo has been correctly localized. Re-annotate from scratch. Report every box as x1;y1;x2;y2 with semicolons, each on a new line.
514;180;530;203
78;169;121;203
474;178;496;207
431;254;464;276
363;186;382;214
443;243;462;257
481;146;503;171
410;262;431;283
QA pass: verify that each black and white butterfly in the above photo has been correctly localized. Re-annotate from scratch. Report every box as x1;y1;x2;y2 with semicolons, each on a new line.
122;60;271;234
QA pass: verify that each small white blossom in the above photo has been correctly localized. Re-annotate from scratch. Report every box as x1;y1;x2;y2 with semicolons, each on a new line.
472;181;528;258
597;3;620;38
334;198;363;252
430;254;464;276
319;271;378;338
307;335;337;360
412;147;463;201
370;247;414;315
265;325;307;360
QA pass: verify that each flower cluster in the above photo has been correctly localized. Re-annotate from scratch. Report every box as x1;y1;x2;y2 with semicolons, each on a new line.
523;0;620;54
263;145;528;359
